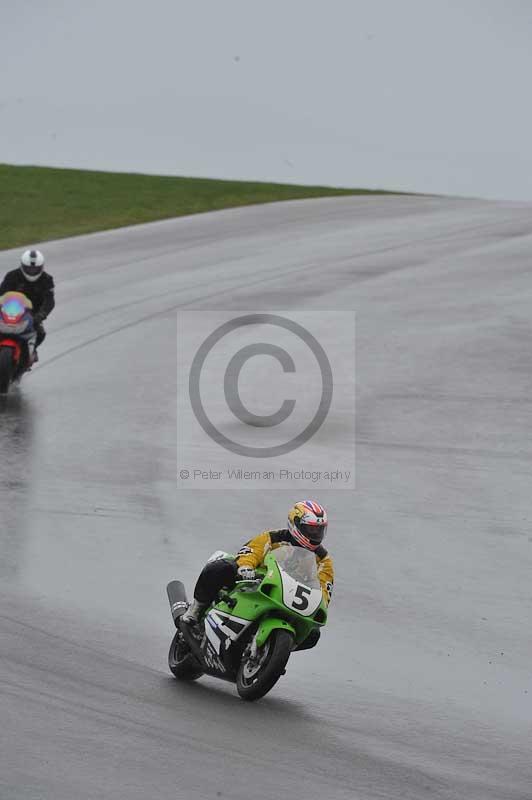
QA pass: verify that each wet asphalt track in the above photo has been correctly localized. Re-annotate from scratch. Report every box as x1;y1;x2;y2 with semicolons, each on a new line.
1;196;532;799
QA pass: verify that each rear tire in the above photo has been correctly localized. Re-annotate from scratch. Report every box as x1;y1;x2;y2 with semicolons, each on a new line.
0;347;14;394
236;630;293;701
168;630;204;681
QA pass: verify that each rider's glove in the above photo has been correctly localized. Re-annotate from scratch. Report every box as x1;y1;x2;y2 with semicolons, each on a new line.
237;566;256;581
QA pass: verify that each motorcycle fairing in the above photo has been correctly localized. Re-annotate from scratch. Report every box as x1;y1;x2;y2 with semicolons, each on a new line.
204;609;252;655
0;292;33;334
278;567;323;617
0;340;22;363
0;291;36;376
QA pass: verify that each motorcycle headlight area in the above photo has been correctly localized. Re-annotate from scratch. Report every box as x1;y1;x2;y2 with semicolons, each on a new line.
0;319;29;334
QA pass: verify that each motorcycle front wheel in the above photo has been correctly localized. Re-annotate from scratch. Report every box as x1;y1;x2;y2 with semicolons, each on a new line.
0;347;14;394
236;629;293;701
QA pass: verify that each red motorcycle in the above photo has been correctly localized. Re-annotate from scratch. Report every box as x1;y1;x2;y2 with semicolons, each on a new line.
0;292;37;394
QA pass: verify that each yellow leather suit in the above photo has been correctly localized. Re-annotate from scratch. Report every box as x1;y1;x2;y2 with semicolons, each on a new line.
236;529;334;605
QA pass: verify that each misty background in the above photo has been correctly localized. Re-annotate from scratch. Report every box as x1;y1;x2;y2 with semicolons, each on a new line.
2;0;532;200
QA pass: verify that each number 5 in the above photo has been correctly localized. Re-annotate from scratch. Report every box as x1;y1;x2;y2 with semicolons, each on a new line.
292;584;312;611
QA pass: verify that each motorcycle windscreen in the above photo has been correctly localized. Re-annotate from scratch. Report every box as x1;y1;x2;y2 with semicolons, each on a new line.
273;546;323;616
0;291;33;312
272;545;320;587
0;292;33;334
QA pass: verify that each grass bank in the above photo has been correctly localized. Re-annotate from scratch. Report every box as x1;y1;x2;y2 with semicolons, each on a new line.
0;163;395;251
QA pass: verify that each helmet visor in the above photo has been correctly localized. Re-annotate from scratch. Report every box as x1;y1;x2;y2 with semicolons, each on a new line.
22;263;43;277
298;521;327;546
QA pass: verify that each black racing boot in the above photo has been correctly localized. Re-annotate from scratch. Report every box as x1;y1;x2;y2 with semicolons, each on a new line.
181;599;207;625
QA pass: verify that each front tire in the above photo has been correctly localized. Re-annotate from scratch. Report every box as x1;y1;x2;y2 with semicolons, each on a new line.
168;630;204;681
236;630;293;701
0;347;14;394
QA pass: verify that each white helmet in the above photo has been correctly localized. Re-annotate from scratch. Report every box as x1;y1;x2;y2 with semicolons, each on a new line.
21;249;45;282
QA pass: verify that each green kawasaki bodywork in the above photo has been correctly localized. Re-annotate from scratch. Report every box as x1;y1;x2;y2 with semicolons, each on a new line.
213;551;328;648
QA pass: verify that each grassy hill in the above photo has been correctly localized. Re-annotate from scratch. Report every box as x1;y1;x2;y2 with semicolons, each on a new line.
0;163;395;251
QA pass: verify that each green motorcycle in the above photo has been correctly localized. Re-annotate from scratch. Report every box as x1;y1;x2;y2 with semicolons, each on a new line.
166;545;328;701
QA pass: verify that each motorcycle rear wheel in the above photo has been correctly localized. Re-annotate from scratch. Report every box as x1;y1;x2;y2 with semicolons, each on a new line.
0;347;14;394
236;629;293;701
168;630;204;681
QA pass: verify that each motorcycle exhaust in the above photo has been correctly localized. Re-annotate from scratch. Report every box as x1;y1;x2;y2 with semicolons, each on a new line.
167;581;188;627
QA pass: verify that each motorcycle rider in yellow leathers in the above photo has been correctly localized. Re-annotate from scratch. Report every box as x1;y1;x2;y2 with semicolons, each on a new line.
182;501;334;650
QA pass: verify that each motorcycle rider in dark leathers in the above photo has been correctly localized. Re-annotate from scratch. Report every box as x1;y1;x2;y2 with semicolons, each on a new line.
0;250;55;361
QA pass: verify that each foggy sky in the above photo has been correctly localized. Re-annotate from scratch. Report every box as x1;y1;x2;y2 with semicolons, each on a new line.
2;0;532;200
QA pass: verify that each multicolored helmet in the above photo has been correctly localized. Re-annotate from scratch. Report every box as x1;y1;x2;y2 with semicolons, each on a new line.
287;500;328;551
